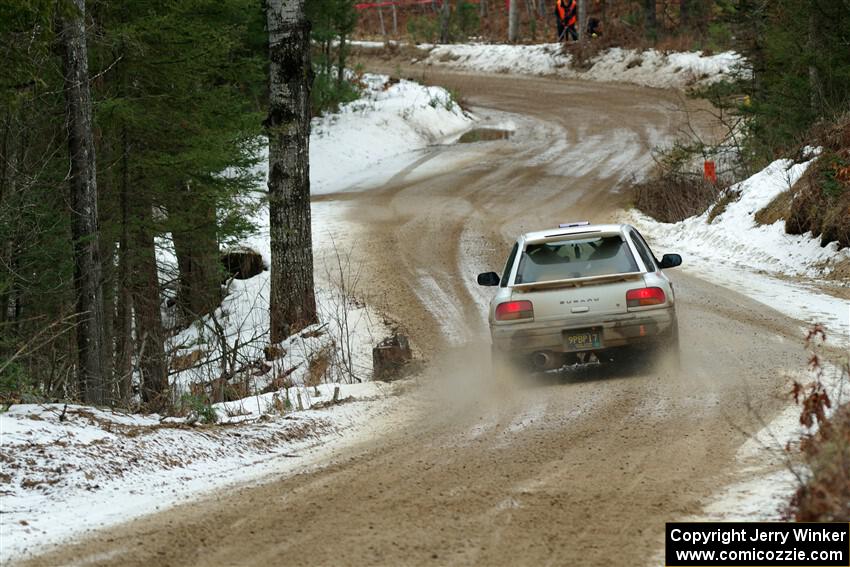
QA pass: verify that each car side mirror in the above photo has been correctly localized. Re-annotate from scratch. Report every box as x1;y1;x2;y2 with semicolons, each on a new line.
477;272;500;286
660;254;682;269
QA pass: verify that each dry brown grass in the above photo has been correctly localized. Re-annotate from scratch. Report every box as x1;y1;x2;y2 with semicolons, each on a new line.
785;328;850;522
631;172;721;223
306;347;332;387
706;187;741;223
563;23;646;71
786;115;850;250
654;31;708;54
754;190;792;226
789;393;850;521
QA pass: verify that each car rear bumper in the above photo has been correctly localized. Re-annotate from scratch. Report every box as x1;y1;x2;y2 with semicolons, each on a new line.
491;307;676;355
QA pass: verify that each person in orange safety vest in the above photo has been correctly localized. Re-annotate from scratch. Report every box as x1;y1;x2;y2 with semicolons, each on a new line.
555;0;578;41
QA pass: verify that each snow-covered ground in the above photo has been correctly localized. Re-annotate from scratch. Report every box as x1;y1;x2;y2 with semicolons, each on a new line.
0;384;400;560
626;156;850;348
311;73;472;195
0;74;474;564
353;41;742;90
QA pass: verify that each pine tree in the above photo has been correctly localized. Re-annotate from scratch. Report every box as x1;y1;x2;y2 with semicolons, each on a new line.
306;0;359;113
2;0;267;406
61;0;107;404
729;0;850;159
91;0;266;407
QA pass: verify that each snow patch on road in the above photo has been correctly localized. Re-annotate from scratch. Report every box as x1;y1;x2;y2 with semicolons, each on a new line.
699;469;796;521
413;270;473;347
692;363;847;523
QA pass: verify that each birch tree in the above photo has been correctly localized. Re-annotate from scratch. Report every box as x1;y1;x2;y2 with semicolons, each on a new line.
508;0;519;42
266;0;317;343
60;0;106;404
578;0;586;40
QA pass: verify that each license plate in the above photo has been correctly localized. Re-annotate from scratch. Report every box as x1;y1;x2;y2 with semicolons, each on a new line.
564;329;602;351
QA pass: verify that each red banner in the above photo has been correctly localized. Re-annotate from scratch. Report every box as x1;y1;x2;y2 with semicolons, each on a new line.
703;160;717;184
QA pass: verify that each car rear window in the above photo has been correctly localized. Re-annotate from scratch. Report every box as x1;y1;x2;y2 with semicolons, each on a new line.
514;234;639;284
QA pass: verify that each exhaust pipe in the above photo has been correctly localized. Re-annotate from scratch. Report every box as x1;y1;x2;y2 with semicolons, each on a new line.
532;351;563;371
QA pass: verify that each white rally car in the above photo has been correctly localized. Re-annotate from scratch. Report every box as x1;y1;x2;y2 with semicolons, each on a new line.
477;222;682;371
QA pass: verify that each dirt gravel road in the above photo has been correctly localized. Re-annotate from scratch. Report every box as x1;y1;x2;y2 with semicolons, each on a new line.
21;71;811;567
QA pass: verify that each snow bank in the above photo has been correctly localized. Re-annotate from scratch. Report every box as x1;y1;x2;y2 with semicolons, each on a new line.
636;158;847;278
426;43;741;89
580;47;741;89
627;156;850;345
353;41;742;90
311;73;473;195
426;43;566;75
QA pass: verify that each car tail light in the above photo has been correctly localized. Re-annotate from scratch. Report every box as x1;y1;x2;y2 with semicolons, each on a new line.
626;287;666;308
495;300;534;321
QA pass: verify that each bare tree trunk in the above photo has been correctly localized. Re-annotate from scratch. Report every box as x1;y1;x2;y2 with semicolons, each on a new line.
644;0;657;36
508;0;520;42
98;129;116;400
578;0;586;40
440;0;451;43
116;126;133;403
679;0;688;27
61;0;106;405
0;112;17;328
392;4;398;35
266;0;317;344
100;237;115;399
324;39;332;76
171;186;221;322
131;191;167;410
378;7;386;37
808;9;821;115
337;34;347;88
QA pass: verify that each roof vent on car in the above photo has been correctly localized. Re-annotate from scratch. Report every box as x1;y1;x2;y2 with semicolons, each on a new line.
558;221;590;228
